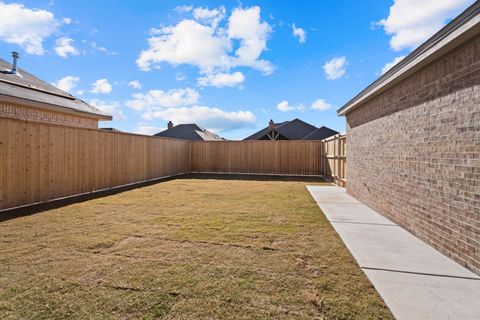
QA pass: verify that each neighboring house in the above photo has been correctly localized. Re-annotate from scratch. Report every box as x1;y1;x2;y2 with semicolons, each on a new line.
338;2;480;274
154;121;225;141
0;52;111;129
244;118;338;140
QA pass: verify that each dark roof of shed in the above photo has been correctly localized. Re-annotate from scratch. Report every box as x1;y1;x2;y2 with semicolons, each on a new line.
154;124;225;141
0;58;111;120
244;118;337;140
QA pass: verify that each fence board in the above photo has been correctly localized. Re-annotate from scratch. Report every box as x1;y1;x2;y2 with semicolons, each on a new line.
322;134;346;186
0;117;190;210
0;116;348;211
190;140;323;176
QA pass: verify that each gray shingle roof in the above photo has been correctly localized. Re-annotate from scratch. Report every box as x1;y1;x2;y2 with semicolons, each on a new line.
302;126;339;140
0;58;111;120
154;124;225;141
244;118;338;140
243;121;289;140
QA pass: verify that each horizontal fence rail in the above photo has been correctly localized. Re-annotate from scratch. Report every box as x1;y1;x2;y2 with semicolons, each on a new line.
191;140;323;176
0;117;190;210
0;116;347;211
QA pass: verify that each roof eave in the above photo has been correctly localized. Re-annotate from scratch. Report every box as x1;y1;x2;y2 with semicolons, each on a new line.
337;2;480;116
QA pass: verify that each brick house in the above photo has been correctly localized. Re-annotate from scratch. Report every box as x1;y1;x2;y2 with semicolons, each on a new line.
338;3;480;274
0;53;111;128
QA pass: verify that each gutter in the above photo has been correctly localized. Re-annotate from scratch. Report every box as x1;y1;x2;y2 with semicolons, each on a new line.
337;1;480;116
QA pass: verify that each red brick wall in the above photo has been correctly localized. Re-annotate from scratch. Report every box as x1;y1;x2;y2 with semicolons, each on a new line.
345;35;480;274
0;102;99;129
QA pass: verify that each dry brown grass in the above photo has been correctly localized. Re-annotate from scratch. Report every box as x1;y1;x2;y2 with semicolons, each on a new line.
0;175;393;319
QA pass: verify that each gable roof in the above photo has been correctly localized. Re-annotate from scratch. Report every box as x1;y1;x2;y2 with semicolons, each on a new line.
244;118;338;140
243;120;290;140
0;58;111;120
276;118;317;140
154;124;225;141
302;126;339;140
338;1;480;116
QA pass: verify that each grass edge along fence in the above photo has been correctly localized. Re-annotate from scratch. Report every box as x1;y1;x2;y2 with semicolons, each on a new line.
0;116;346;210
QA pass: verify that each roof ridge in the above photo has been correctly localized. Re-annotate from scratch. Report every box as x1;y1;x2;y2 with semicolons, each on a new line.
302;127;321;140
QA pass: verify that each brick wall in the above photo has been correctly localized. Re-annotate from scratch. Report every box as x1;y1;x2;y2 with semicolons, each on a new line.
0;102;99;129
345;34;480;274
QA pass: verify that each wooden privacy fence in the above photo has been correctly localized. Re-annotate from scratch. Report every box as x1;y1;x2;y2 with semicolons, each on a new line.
0;116;347;210
0;117;190;210
191;140;323;175
322;134;347;186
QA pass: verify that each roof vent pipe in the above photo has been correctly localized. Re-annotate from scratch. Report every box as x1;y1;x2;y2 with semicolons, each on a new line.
11;51;19;74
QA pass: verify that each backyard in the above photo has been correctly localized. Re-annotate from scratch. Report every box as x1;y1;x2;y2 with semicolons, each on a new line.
0;175;392;319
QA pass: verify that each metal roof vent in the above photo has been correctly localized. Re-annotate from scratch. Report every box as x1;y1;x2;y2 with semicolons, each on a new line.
10;51;19;74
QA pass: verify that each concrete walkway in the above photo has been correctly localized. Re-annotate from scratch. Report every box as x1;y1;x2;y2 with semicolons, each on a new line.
307;185;480;320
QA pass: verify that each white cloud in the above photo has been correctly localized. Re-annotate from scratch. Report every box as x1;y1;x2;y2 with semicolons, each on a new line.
175;5;193;13
136;6;274;77
89;99;126;120
193;6;226;28
276;100;304;112
127;85;255;133
141;105;256;132
227;6;273;74
52;75;80;93
292;23;306;43
381;55;406;74
54;37;80;58
128;80;142;89
197;71;245;87
62;17;72;25
0;2;58;55
137;19;231;72
91;78;112;94
135;125;165;135
323;56;347;80
126;88;200;111
378;0;473;51
311;99;333;111
87;41;117;55
176;72;186;81
276;98;333;112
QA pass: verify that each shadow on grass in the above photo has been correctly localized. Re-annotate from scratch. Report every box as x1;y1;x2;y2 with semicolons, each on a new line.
181;173;328;183
0;173;330;223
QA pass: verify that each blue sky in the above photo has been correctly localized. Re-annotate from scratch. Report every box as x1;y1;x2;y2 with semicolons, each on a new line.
0;0;474;139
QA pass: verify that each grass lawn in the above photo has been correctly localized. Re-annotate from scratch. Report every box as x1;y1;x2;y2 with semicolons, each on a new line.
0;175;393;319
